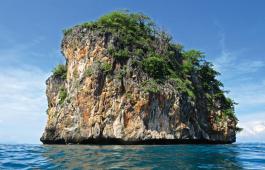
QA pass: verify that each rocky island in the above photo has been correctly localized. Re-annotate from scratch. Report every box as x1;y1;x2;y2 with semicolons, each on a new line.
41;11;239;144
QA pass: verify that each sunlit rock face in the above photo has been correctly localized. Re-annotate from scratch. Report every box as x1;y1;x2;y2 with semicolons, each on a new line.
41;16;237;144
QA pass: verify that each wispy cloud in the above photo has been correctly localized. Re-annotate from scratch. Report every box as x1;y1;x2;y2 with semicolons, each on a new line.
0;25;63;70
213;20;264;78
237;119;265;143
0;65;49;144
0;26;52;144
240;121;265;136
212;22;265;142
213;33;264;79
0;66;48;113
231;82;265;107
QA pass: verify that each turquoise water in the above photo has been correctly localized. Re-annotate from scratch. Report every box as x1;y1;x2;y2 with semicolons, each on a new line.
0;143;265;169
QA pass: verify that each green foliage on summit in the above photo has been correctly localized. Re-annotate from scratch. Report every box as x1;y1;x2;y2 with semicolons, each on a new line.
142;55;168;79
62;11;237;121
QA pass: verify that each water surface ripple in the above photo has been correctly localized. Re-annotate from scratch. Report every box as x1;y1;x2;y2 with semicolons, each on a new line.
0;143;265;169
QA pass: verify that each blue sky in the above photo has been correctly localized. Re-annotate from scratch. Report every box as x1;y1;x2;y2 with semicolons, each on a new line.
0;0;264;144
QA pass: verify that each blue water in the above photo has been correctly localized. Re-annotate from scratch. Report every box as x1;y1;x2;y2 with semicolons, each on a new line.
0;143;265;169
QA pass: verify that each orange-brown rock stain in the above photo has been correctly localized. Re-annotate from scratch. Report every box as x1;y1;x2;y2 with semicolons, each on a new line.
92;44;104;58
135;99;148;114
98;92;107;114
64;48;74;60
77;47;88;60
124;111;133;128
82;112;90;127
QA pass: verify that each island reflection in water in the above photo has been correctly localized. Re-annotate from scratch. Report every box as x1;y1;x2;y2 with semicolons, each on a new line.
42;144;243;169
1;143;265;169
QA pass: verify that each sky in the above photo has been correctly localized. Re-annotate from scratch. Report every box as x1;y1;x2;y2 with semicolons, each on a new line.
0;0;264;144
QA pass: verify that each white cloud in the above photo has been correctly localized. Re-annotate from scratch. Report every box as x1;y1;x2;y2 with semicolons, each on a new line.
213;43;265;110
0;65;49;144
212;24;265;143
212;23;264;78
239;121;265;136
0;25;63;68
228;81;265;109
237;119;265;143
0;35;45;63
0;26;63;144
237;112;265;143
213;48;264;79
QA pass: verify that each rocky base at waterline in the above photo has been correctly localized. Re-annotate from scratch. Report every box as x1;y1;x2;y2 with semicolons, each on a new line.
41;11;238;145
41;138;235;145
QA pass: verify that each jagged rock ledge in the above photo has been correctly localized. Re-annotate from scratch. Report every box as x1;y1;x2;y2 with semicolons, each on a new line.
41;11;238;145
41;138;234;145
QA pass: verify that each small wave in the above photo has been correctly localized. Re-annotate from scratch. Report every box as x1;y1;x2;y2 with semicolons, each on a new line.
0;144;265;169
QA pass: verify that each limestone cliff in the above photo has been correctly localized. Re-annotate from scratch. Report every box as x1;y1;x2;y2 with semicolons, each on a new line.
41;11;238;144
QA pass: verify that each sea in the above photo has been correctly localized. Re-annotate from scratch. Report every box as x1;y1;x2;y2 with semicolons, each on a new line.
0;143;265;169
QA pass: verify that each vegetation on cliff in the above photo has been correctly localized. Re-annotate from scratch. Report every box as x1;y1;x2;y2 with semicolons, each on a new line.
61;11;238;123
52;64;67;80
42;11;240;144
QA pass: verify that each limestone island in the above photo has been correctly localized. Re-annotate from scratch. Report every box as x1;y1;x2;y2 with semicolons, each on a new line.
41;11;240;144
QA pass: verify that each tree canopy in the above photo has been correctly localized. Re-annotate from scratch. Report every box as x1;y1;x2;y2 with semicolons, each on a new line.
62;11;237;121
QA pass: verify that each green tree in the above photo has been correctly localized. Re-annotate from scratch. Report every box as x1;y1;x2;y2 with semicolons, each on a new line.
142;55;168;79
182;50;204;73
53;64;67;80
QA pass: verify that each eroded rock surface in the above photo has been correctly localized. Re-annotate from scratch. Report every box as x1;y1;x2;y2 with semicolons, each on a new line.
41;13;237;144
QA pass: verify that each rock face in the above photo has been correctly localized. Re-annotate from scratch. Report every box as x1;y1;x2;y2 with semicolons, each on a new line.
41;12;237;144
